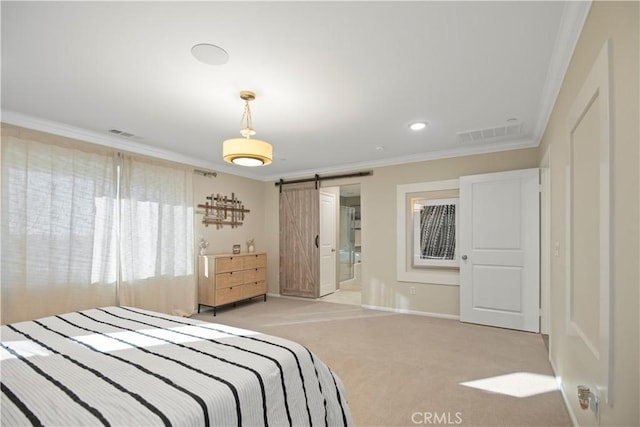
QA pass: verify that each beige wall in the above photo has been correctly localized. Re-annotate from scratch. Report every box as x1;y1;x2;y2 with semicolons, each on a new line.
263;148;539;313
193;172;267;257
538;1;639;425
360;149;539;315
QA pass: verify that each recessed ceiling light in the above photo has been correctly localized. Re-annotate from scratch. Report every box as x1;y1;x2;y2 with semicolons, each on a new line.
191;43;229;66
376;146;385;151
409;121;428;131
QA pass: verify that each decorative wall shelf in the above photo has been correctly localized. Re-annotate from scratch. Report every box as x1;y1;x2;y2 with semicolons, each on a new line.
197;193;249;229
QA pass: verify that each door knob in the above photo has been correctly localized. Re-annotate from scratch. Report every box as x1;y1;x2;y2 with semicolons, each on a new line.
461;255;468;260
331;249;336;252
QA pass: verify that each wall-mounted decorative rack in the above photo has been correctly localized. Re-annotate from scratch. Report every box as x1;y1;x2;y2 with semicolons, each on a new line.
197;193;249;229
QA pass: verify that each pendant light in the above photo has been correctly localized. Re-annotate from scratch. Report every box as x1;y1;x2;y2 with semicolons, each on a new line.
223;91;273;167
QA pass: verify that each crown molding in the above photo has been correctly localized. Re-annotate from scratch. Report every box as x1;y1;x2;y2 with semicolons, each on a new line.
1;110;267;180
533;0;592;145
2;110;539;183
2;110;541;184
261;138;539;182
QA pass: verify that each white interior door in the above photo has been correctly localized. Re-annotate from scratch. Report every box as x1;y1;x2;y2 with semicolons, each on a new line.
459;168;540;332
319;190;337;296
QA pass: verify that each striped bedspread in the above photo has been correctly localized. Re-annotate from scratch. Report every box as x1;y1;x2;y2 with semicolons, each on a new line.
1;306;353;426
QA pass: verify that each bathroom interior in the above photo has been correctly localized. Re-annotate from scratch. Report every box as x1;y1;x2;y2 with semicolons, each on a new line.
322;184;362;305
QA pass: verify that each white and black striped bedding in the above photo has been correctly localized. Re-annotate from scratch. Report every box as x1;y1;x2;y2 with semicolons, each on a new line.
1;306;353;426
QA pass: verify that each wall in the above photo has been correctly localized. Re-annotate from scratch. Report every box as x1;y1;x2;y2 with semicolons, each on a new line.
537;1;639;425
360;149;539;316
193;172;267;257
263;181;280;295
263;148;539;313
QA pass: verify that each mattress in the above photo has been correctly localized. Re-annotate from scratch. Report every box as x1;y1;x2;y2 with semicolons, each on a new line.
1;306;353;426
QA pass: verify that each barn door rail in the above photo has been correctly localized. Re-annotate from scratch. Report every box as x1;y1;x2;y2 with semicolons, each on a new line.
275;170;372;193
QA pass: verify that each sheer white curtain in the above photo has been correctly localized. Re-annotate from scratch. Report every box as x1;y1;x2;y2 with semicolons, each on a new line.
118;155;195;316
1;133;118;324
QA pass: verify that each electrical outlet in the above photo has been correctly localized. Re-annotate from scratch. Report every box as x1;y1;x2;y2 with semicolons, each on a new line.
410;286;416;295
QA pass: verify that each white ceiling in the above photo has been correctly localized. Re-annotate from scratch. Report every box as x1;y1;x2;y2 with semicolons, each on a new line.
1;1;589;182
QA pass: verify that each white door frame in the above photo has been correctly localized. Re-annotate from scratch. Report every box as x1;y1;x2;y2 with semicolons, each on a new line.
540;147;551;336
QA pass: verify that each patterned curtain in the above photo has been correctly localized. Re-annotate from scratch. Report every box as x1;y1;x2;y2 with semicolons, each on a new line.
420;204;456;260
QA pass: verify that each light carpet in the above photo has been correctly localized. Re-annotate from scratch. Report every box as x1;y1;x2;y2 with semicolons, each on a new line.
191;297;571;427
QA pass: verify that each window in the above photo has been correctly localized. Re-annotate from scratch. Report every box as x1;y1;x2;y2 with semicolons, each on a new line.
1;135;118;322
1;128;195;323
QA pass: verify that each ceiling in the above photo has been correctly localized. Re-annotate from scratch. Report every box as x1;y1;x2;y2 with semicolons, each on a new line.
1;1;589;182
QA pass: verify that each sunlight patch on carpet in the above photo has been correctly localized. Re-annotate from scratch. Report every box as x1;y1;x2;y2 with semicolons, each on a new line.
460;372;558;398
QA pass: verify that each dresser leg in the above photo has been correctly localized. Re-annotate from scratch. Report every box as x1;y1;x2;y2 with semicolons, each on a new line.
264;294;267;302
197;304;201;313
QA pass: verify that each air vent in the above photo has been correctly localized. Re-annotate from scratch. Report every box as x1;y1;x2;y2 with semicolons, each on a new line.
108;129;141;139
457;121;523;143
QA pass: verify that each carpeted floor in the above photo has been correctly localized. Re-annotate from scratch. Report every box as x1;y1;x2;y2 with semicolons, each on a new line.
319;289;362;305
191;297;571;427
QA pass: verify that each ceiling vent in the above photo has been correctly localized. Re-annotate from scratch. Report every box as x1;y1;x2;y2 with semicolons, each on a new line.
108;129;141;139
457;121;523;143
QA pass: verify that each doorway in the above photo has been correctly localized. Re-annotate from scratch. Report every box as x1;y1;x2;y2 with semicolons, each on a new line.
321;184;362;306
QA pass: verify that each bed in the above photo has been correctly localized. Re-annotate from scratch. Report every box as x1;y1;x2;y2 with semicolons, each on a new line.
1;306;353;426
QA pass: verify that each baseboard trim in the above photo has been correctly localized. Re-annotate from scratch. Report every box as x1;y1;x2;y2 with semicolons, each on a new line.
548;355;578;427
361;304;460;320
266;293;318;302
267;293;460;320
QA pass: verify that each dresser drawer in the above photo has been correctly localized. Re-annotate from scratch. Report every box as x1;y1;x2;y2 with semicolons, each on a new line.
216;256;244;273
216;271;244;288
243;267;266;283
242;281;267;299
198;253;267;315
215;286;243;306
243;254;266;269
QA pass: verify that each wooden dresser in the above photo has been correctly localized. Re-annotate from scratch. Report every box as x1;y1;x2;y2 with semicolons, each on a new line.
198;253;267;315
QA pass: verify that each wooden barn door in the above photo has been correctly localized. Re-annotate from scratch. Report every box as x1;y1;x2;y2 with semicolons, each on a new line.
279;186;319;297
